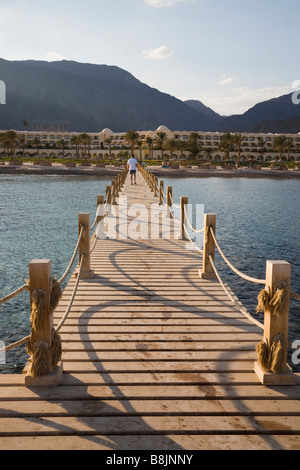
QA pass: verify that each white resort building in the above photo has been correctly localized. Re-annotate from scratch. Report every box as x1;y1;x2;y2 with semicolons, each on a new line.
1;125;300;162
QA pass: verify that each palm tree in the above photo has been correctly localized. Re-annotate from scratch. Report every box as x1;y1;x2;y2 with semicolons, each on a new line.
124;130;140;154
286;138;294;162
136;140;143;162
186;132;201;161
176;140;187;160
154;132;167;160
146;136;154;160
273;135;289;161
57;139;67;157
23;119;29;131
218;133;235;161
0;133;11;155
5;130;19;155
164;138;177;159
104;136;113;162
18;136;26;155
232;133;242;167
257;137;267;161
32;137;40;155
70;135;80;158
79;132;91;157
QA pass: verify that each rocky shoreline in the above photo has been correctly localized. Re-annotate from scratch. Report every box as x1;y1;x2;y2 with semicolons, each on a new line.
0;163;300;179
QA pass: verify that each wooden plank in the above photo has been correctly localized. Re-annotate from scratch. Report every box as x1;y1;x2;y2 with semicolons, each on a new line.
1;415;300;436
3;434;300;450
2;398;300;417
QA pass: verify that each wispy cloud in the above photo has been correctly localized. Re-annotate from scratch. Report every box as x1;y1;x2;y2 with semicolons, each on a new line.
144;0;194;7
218;74;238;86
142;45;174;60
196;85;292;116
44;52;67;62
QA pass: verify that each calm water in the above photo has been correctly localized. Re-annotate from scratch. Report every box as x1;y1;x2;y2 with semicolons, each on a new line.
0;174;299;373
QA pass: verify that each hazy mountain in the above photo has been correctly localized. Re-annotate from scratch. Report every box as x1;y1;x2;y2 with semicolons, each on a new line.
184;99;223;122
218;93;300;133
0;58;217;132
0;58;299;134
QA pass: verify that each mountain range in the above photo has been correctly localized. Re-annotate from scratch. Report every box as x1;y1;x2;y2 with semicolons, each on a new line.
0;58;299;134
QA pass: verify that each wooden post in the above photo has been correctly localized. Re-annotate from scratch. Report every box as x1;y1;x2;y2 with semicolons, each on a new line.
106;186;111;213
25;260;63;386
153;176;158;197
159;181;164;205
177;196;188;240
96;196;107;240
199;214;217;279
166;186;172;218
78;213;94;279
254;260;295;385
111;180;116;205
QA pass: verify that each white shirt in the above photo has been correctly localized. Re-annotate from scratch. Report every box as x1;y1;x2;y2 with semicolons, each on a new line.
127;157;138;170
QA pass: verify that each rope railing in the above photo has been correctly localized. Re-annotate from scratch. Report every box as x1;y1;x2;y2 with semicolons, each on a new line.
55;254;85;333
0;168;129;368
208;254;264;330
209;226;266;285
58;225;85;284
183;205;205;234
0;283;29;306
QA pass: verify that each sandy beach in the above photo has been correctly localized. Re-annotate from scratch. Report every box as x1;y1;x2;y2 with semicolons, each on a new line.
0;162;300;179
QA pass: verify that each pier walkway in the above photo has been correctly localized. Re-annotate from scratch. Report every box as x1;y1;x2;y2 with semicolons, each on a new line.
1;169;300;450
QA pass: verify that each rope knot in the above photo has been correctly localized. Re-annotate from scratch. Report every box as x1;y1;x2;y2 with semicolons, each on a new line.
256;281;288;317
27;277;62;378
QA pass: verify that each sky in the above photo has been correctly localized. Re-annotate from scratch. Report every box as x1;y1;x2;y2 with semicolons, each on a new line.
0;0;299;116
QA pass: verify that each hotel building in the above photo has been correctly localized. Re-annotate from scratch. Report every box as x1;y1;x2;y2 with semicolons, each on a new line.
2;125;300;162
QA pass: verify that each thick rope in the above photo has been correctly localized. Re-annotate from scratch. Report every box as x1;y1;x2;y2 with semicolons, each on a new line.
256;334;286;374
169;194;181;209
291;291;300;301
209;227;266;285
58;225;84;284
256;281;289;318
208;254;264;330
184;206;205;234
55;254;85;333
0;283;28;305
183;224;204;253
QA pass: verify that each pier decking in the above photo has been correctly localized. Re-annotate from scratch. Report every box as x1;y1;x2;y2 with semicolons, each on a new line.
1;171;300;450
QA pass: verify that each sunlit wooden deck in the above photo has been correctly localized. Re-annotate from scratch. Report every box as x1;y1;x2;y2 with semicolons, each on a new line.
1;171;300;450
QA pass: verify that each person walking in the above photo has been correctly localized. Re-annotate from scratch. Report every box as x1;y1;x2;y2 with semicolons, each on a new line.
127;154;138;185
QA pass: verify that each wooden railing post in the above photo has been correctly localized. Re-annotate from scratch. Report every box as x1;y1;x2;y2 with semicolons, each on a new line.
254;260;295;385
153;176;158;197
199;214;217;279
159;181;164;205
178;196;188;240
166;186;172;217
106;185;111;207
111;180;116;205
25;259;63;386
78;213;94;279
96;195;107;240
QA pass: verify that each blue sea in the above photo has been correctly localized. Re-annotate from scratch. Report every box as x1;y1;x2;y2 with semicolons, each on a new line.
0;174;299;373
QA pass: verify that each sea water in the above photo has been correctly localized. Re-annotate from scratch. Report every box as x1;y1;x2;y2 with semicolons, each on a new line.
0;174;299;372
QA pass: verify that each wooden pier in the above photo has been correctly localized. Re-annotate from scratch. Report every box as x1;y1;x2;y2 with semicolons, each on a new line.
1;168;300;450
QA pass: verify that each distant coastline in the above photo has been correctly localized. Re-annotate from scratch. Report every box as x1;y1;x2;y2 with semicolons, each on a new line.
0;163;300;179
